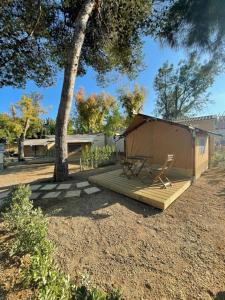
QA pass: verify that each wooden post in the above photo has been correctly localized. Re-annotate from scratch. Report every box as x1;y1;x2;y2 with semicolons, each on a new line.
80;158;82;171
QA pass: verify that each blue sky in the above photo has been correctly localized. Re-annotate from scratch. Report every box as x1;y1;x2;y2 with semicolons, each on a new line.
0;38;224;118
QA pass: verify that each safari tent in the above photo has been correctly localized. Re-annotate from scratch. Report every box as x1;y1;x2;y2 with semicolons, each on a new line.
89;114;219;210
123;114;213;180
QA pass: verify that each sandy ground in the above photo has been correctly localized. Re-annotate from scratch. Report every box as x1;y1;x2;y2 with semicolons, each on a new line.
0;163;80;189
46;167;225;300
0;165;225;299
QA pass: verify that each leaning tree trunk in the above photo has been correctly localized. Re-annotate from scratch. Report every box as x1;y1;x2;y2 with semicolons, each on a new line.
54;0;96;181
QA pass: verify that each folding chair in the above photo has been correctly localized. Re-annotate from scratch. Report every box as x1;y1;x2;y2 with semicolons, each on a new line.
120;156;135;178
150;154;174;188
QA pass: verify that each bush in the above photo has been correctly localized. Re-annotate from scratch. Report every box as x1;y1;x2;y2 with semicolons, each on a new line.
72;286;122;300
81;145;116;169
212;151;225;167
21;249;72;300
3;185;32;230
3;185;51;256
3;185;123;300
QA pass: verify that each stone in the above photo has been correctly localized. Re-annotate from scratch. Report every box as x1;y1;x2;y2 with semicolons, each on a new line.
30;184;43;191
57;183;72;190
30;192;41;200
84;187;101;195
0;191;10;199
42;191;61;199
40;184;57;190
76;181;90;188
65;190;81;198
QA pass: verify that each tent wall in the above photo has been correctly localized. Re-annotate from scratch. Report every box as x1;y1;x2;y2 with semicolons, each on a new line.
179;118;215;156
125;121;194;177
194;133;209;179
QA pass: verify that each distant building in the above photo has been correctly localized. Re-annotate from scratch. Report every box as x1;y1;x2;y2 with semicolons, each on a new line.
23;134;105;159
176;115;225;153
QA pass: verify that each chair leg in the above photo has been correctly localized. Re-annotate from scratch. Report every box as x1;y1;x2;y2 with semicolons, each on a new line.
165;176;172;186
159;176;167;188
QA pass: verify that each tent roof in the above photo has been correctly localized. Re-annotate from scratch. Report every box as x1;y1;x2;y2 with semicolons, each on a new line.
122;114;222;137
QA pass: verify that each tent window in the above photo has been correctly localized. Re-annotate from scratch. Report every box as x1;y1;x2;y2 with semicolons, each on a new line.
198;136;207;154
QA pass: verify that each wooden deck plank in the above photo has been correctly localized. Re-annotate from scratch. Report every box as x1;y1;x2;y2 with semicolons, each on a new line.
90;170;188;198
89;169;191;210
89;170;189;199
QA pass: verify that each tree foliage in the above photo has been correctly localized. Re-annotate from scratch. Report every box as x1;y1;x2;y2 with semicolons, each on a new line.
154;54;215;120
119;84;145;124
104;106;126;137
0;113;21;143
43;118;74;136
74;88;118;134
1;93;45;159
1;0;153;180
43;118;57;136
151;0;225;65
0;93;45;144
11;93;45;138
0;0;153;88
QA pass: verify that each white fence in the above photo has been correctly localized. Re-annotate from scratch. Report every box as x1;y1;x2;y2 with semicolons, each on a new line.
106;136;124;153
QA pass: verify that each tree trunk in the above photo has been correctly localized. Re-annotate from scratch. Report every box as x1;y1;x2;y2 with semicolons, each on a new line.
54;0;95;182
18;118;30;161
18;137;25;161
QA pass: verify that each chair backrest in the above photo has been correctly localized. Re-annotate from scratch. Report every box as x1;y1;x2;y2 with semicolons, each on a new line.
162;154;174;172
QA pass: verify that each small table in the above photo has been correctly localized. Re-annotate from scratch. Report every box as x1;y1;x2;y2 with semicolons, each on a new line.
126;155;153;177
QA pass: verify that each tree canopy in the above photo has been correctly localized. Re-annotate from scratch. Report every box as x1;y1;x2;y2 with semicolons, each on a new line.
119;84;145;124
0;113;21;144
0;0;153;88
74;88;118;134
2;93;45;160
152;0;225;65
154;55;215;120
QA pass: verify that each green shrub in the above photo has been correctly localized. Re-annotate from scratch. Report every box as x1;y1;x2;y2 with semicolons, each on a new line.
21;249;72;300
72;286;122;300
212;151;225;167
3;184;32;231
12;208;51;256
3;185;51;256
81;145;116;169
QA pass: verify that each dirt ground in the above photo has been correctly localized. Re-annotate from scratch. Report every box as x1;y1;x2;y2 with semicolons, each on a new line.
0;163;80;189
0;165;225;299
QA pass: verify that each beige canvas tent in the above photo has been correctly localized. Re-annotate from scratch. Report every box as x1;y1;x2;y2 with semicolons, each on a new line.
89;114;221;210
123;114;217;180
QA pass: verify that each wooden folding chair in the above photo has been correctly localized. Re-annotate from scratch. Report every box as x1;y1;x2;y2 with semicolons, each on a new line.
150;154;174;188
120;156;135;178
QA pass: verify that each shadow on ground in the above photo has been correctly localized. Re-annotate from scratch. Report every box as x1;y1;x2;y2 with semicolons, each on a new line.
214;291;225;300
35;188;161;220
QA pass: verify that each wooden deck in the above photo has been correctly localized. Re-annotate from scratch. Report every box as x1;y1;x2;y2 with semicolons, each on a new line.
89;169;192;210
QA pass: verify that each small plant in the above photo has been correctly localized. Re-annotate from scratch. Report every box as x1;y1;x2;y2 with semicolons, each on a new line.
72;286;122;300
21;248;72;300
